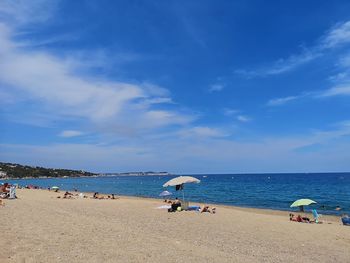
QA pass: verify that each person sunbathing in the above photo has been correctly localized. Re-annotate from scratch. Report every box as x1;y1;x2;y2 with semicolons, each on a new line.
201;206;210;213
302;216;310;222
294;215;310;223
201;206;217;213
289;213;298;221
63;191;75;199
0;183;9;193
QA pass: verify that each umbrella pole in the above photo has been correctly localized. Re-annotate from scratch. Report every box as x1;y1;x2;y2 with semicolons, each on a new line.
182;189;185;202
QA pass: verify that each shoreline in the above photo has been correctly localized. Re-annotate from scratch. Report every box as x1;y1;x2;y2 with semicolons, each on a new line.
3;176;348;217
1;189;349;263
21;188;344;223
3;180;347;217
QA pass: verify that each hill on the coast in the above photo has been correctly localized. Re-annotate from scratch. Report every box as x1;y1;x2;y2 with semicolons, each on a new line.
0;162;97;179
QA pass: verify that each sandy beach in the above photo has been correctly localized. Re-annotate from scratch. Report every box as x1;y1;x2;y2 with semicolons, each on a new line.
1;189;349;263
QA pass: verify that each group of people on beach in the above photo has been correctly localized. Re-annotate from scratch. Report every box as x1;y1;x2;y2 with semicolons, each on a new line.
165;197;216;213
92;192;117;199
55;190;118;200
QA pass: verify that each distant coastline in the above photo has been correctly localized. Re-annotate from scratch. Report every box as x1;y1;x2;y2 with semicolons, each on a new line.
0;161;171;180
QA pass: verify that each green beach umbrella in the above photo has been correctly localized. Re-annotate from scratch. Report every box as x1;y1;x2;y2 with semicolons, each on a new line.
290;199;316;212
51;186;59;190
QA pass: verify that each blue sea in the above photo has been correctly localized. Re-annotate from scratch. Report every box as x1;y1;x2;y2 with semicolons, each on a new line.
5;173;350;215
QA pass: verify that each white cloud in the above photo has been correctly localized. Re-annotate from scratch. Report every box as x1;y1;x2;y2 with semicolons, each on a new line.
0;0;58;26
222;109;251;123
236;115;251;122
236;20;350;78
319;85;350;97
0;23;194;135
266;96;299;106
142;97;173;105
321;21;350;48
59;130;83;138
209;84;224;92
266;84;350;105
179;126;229;138
235;49;321;78
223;108;239;116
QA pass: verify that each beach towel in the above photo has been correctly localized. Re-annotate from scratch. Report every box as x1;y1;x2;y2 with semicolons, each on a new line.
188;205;201;211
156;205;171;209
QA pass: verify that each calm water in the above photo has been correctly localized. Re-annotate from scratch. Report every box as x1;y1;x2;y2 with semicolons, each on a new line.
6;173;350;215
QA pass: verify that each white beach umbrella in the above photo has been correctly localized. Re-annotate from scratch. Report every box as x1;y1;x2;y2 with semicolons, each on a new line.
163;176;200;202
163;176;200;187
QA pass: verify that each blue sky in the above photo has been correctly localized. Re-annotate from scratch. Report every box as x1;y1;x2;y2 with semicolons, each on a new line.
1;0;350;173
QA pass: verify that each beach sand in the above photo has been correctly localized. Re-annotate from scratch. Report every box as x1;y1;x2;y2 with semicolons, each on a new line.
1;189;349;263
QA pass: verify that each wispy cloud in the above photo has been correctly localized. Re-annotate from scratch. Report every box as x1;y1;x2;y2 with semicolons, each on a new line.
236;20;350;78
236;115;251;122
320;21;350;49
209;84;224;92
235;50;321;78
0;14;194;135
263;22;350;106
178;126;229;138
319;85;350;97
223;108;239;116
266;96;299;106
222;108;251;123
266;85;350;106
59;130;83;138
0;0;59;26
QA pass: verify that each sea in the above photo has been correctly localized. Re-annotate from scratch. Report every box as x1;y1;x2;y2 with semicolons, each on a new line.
5;173;350;216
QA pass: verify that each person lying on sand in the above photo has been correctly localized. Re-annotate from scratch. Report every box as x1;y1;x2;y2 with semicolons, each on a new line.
63;191;74;199
289;213;298;221
302;216;310;222
201;205;216;214
290;214;310;223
